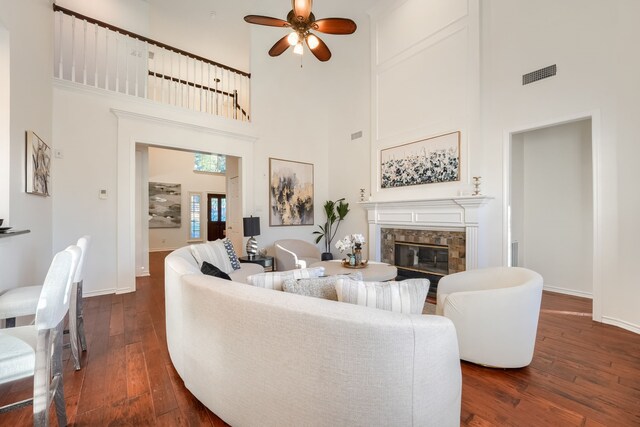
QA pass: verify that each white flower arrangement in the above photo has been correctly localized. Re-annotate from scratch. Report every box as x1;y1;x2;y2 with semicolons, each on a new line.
335;233;366;253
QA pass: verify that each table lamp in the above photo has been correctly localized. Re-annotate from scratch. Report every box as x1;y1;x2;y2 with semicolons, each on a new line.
243;216;260;258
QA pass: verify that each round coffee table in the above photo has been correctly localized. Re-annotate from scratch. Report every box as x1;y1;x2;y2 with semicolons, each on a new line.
309;260;398;282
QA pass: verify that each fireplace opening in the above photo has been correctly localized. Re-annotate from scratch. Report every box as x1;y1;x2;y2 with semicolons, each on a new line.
394;241;449;299
394;241;448;276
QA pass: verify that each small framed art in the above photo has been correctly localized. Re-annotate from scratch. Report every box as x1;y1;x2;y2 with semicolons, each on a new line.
25;130;52;196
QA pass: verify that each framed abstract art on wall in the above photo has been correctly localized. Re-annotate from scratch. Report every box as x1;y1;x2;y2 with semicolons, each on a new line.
149;182;182;228
25;130;52;196
269;157;314;226
380;131;460;189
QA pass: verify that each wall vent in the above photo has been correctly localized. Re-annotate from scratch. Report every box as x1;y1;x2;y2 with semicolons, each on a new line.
522;64;556;85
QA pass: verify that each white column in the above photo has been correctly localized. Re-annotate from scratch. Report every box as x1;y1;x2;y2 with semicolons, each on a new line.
464;225;479;270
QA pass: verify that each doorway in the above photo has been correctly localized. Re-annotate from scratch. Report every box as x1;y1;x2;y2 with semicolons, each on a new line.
508;118;595;301
207;193;226;241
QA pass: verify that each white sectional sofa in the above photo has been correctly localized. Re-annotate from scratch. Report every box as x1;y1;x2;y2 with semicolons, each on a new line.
165;245;462;427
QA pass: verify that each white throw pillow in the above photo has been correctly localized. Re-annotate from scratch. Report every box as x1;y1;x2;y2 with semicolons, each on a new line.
335;278;430;315
247;267;325;291
190;240;234;274
282;272;363;301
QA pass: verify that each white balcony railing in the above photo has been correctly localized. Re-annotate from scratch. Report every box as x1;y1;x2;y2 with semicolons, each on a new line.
53;5;251;122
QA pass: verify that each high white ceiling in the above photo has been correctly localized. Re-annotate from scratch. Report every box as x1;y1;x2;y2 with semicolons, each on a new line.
146;0;382;71
56;0;381;72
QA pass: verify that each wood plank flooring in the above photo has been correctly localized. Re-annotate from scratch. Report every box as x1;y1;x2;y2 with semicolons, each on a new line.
1;251;638;426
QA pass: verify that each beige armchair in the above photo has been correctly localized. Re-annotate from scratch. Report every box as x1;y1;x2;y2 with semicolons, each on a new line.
274;239;321;271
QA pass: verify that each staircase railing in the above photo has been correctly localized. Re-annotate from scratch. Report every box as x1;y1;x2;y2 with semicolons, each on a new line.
53;5;251;122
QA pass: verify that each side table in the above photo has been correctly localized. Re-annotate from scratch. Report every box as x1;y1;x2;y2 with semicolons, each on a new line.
239;255;274;272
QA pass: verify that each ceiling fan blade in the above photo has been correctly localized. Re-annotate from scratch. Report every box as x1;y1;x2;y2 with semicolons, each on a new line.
313;18;357;35
292;0;313;22
269;35;291;57
307;34;331;62
244;15;289;27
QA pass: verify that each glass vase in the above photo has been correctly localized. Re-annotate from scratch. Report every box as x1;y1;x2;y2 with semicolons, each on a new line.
354;244;362;266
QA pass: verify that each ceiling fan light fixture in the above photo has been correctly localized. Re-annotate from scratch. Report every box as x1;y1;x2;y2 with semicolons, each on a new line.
307;33;319;49
287;31;299;46
293;42;304;55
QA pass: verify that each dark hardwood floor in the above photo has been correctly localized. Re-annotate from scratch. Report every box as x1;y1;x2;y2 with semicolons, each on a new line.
1;251;639;426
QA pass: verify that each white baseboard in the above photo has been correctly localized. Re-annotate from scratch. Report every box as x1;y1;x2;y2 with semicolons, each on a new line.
136;272;150;277
601;316;640;335
150;247;178;252
83;288;116;298
116;287;136;295
543;285;593;299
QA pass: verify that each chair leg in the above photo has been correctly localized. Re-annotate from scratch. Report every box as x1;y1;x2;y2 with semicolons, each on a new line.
69;283;81;370
77;280;87;352
52;324;67;427
33;330;51;427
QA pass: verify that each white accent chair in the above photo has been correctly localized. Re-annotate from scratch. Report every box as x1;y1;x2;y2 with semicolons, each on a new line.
436;266;543;368
0;236;91;370
0;245;81;426
274;239;321;271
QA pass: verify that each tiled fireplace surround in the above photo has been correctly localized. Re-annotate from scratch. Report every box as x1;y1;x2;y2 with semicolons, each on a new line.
361;197;493;273
380;228;466;275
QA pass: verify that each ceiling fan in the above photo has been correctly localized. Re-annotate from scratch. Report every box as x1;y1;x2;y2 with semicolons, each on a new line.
244;0;357;62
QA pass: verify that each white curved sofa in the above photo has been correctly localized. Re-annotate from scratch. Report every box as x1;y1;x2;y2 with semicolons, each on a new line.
436;266;543;368
165;246;462;426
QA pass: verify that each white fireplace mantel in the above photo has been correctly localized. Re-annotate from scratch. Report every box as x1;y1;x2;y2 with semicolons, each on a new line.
360;196;493;270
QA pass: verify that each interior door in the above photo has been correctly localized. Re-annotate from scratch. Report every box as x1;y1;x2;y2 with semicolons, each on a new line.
207;193;226;241
226;176;242;253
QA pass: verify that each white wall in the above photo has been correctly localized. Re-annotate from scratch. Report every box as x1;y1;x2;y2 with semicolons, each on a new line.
512;120;592;297
368;0;640;333
52;82;257;295
368;0;479;202
147;146;226;251
480;0;639;332
324;2;373;257
56;0;150;35
0;0;54;293
246;1;375;255
56;0;249;73
51;0;375;295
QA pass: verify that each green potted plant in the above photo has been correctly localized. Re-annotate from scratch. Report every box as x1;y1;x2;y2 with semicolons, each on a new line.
313;198;350;260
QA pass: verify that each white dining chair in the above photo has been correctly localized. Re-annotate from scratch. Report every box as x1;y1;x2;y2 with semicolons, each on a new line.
0;245;81;426
0;235;91;370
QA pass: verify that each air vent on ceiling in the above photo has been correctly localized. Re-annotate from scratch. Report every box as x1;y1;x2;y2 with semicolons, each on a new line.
522;64;557;85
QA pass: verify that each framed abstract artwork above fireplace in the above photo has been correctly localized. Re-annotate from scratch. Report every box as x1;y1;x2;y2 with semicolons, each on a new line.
380;131;460;189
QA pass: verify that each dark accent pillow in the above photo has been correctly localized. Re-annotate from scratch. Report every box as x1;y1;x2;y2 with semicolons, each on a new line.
200;261;232;281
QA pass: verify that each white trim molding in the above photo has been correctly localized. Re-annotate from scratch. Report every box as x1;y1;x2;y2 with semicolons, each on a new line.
361;196;492;270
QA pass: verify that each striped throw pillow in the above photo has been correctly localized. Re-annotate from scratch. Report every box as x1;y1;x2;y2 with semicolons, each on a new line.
190;240;233;274
335;279;430;315
247;267;325;291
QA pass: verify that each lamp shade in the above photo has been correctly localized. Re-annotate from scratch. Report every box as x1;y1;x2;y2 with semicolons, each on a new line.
243;216;261;237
